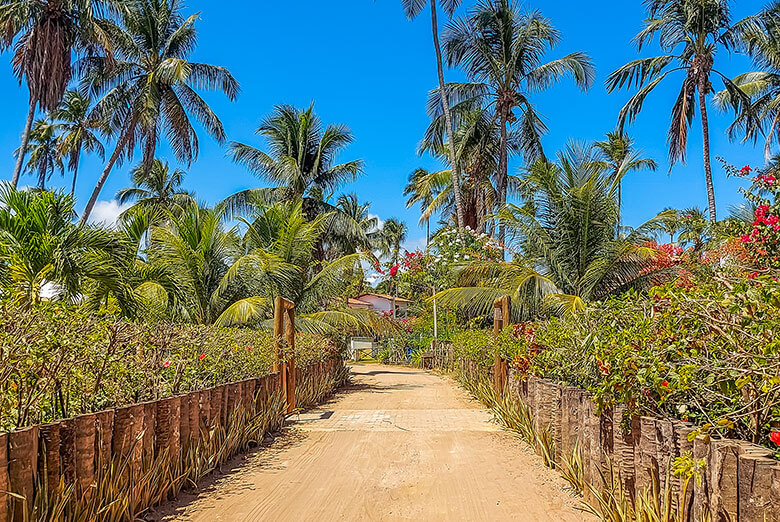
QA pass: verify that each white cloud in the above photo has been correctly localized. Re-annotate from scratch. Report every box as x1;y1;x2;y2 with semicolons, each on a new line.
89;200;132;228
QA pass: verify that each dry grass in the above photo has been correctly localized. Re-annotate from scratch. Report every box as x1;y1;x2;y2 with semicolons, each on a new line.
453;364;714;522
13;362;346;521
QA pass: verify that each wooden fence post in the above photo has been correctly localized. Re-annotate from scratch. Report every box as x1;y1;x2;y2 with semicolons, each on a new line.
492;295;510;394
274;296;297;414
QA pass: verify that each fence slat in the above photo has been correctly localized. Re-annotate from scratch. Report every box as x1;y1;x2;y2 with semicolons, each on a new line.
0;433;8;522
7;425;38;520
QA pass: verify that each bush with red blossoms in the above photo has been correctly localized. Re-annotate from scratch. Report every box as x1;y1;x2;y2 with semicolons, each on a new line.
727;162;780;269
452;272;780;453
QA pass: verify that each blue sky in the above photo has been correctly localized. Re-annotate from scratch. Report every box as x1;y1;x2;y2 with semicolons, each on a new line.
0;0;768;249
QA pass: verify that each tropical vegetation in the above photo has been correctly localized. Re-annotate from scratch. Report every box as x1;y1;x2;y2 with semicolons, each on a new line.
2;0;780;507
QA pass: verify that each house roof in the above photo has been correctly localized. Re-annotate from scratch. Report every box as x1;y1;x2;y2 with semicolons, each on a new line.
348;298;372;307
356;293;414;304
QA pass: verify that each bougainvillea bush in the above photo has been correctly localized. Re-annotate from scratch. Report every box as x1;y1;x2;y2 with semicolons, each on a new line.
452;272;780;453
724;163;780;270
0;303;339;431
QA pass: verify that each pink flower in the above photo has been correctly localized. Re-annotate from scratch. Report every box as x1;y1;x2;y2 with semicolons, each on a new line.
741;234;751;243
162;360;171;368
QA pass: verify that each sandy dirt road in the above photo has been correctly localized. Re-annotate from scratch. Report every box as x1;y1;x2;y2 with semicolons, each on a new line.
166;364;593;521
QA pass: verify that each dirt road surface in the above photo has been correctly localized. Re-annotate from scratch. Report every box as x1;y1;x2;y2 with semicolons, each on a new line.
166;364;593;521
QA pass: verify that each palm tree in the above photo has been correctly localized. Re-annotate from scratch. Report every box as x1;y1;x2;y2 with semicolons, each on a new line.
147;203;249;325
227;103;363;217
441;0;595;247
51;90;105;195
20;120;64;190
238;200;391;334
678;207;710;251
78;0;239;223
656;207;682;244
0;0;118;187
378;218;408;269
402;0;467;232
717;4;780;160
0;184;126;306
606;0;752;222
332;193;380;255
404;168;441;243
116;159;193;215
377;218;408;318
433;143;672;318
419;107;505;234
594;131;658;234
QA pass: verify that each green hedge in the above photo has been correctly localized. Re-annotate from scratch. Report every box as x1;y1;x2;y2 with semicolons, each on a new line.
451;275;780;453
0;303;339;431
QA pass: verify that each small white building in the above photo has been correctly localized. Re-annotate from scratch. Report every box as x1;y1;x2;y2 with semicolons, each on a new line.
349;293;413;317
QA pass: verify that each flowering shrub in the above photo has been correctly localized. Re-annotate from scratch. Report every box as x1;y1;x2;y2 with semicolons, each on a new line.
728;163;780;269
429;226;504;266
451;273;780;453
0;302;339;431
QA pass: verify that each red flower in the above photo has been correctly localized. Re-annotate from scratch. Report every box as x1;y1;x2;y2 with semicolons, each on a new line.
389;265;399;277
748;272;759;279
162;360;171;368
741;165;752;174
246;345;253;351
661;380;669;388
199;353;206;361
771;431;780;445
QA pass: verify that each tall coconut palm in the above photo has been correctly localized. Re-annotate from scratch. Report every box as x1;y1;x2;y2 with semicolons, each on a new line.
678;207;710;251
656;207;683;243
19;120;64;190
0;0;119;187
402;0;467;232
594;131;658;234
227;103;364;218
606;0;752;222
378;218;408;269
116;159;193;215
441;0;595;247
78;0;239;223
331;193;380;255
420;107;506;233
51;90;105;195
377;217;408;318
404;168;441;243
433;143;672;318
716;4;780;160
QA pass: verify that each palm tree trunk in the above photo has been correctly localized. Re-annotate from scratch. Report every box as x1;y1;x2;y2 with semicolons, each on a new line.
698;88;717;222
497;108;509;257
70;149;81;195
426;218;430;246
616;179;622;239
12;100;37;188
81;134;129;224
431;0;466;234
